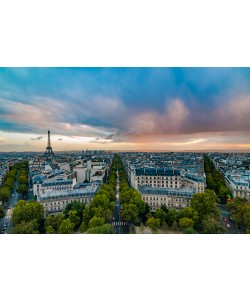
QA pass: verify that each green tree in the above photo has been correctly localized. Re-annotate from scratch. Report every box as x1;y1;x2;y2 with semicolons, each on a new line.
0;206;5;219
17;184;28;195
172;220;178;231
243;205;250;230
0;187;11;202
18;175;28;185
146;217;160;231
68;210;81;230
121;203;139;223
89;216;105;228
191;190;219;225
162;221;168;231
11;220;39;234
219;186;230;204
166;209;177;227
202;215;226;234
64;202;86;220
79;221;87;233
82;206;94;225
58;219;74;234
86;224;114;234
179;217;194;230
184;227;196;234
12;200;44;227
154;208;168;225
182;207;199;226
46;225;55;234
45;213;64;232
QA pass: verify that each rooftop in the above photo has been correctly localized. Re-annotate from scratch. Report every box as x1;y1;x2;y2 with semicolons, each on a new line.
138;185;196;197
39;185;99;201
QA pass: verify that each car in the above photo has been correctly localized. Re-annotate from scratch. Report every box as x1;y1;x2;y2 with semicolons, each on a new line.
223;217;228;222
226;224;231;228
12;194;14;196
8;205;11;209
2;225;7;233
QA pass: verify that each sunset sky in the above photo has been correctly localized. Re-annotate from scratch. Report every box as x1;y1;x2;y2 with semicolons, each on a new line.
0;67;250;152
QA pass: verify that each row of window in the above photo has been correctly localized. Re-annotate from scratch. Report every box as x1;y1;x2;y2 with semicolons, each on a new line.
43;198;92;207
137;176;179;180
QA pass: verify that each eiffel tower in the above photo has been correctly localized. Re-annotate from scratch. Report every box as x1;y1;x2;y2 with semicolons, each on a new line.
44;129;54;155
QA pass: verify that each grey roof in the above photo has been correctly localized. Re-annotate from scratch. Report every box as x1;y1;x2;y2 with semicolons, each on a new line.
33;175;46;184
42;180;73;187
135;168;180;176
184;173;205;183
138;185;196;197
39;185;99;201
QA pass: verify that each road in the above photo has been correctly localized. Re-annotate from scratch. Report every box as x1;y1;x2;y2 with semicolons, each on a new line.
112;168;129;234
0;179;19;234
217;204;239;234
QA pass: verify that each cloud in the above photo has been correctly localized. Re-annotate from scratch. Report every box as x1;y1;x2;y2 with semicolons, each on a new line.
30;136;43;140
0;68;250;150
123;99;190;138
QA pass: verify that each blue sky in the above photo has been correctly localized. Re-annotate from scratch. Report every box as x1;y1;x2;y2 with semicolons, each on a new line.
0;67;250;151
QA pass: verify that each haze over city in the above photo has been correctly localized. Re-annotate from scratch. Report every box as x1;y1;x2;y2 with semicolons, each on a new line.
0;67;250;152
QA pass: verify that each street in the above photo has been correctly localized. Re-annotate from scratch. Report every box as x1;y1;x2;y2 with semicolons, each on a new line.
0;180;19;234
217;204;239;234
112;168;129;234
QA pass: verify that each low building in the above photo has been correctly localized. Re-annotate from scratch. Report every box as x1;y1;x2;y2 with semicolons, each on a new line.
38;184;99;216
130;167;181;190
138;185;195;211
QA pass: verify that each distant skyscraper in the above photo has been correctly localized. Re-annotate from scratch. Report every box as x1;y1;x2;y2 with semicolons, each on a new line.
44;129;54;155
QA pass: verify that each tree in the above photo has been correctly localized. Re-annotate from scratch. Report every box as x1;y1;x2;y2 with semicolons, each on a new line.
86;224;114;234
146;217;160;231
46;225;55;234
12;200;44;227
45;213;64;232
11;220;39;234
58;219;74;234
0;187;11;202
89;216;105;228
202;215;226;234
184;227;196;234
172;220;178;231
243;205;250;230
121;203;139;223
182;207;199;226
64;202;86;220
17;184;28;195
0;206;5;219
162;221;168;231
166;209;177;227
79;222;87;233
68;210;81;230
219;186;230;204
179;217;194;230
191;190;219;225
18;175;28;185
82;206;94;225
154;208;168;225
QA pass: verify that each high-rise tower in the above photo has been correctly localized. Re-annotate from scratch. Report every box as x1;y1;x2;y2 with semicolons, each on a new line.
44;129;54;155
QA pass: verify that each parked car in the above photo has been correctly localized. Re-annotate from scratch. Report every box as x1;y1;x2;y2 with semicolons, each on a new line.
226;224;231;228
1;225;7;233
223;217;228;222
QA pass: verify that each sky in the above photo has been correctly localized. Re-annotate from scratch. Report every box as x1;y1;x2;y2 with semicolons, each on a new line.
0;67;250;152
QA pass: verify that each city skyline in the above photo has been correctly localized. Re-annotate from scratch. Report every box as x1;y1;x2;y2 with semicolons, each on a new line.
0;67;250;152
